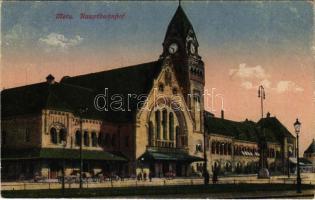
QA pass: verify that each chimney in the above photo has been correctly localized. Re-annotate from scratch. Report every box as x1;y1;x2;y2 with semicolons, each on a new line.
221;110;224;119
266;112;271;118
46;74;55;84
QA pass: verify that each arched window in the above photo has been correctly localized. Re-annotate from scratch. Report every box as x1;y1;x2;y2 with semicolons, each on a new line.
75;130;81;146
224;143;228;155
91;132;97;147
211;141;216;154
83;131;89;146
50;128;57;144
169;113;174;140
148;121;154;146
155;110;161;139
175;126;180;148
59;128;67;144
228;143;232;155
216;142;220;154
162;109;167;140
158;83;164;92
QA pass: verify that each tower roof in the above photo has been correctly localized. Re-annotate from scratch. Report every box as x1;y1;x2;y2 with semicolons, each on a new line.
163;5;198;45
304;139;315;154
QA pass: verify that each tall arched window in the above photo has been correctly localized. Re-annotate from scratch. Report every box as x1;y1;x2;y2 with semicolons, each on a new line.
175;126;180;148
216;142;220;154
211;141;216;154
59;128;67;144
169;112;174;140
155;110;161;139
98;132;105;146
91;132;97;147
228;143;232;155
75;131;81;146
50;128;57;144
162;109;167;140
148;121;154;146
83;131;89;146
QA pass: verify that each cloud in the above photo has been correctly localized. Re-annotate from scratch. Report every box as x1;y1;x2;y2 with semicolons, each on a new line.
39;33;83;51
273;81;304;93
3;24;35;47
230;63;303;93
229;63;269;80
241;81;254;89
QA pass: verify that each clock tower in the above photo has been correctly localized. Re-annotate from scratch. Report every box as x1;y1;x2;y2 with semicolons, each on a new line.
160;4;205;132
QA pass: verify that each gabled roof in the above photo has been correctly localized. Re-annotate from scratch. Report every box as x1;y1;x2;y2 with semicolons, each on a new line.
204;114;295;144
2;60;163;123
1;82;50;118
62;60;163;122
205;116;259;142
257;117;295;143
1;82;97;119
304;139;315;154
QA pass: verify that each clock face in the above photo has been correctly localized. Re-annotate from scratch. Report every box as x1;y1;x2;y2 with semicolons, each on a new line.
190;44;196;54
168;43;178;54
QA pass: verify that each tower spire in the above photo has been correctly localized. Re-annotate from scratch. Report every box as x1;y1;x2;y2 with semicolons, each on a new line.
179;0;181;6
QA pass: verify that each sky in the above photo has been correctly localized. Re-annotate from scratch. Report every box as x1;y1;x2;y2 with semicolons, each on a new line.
1;1;314;154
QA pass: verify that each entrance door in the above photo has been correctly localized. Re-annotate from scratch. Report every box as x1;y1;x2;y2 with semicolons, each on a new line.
176;163;182;176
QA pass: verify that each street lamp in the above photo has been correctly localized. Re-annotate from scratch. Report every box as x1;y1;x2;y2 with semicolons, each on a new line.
61;139;67;196
293;118;301;193
78;107;88;190
258;85;265;119
203;112;209;185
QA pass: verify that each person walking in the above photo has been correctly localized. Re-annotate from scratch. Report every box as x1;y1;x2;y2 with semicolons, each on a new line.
149;171;152;182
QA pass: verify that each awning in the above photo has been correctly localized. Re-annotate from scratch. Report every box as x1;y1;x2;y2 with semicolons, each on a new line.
289;157;297;164
2;148;127;161
138;150;204;162
289;157;312;166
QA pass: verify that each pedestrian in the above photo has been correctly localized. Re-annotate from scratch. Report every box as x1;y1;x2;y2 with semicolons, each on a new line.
143;172;147;181
149;171;152;182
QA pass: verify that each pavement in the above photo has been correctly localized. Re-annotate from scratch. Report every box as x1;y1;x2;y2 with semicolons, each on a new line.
2;173;315;191
138;189;315;199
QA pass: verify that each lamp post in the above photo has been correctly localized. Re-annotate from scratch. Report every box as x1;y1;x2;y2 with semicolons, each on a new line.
293;118;301;193
258;85;265;119
78;107;88;190
203;112;209;185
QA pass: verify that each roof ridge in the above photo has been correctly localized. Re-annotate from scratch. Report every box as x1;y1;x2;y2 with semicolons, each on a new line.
2;82;47;91
61;60;159;81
